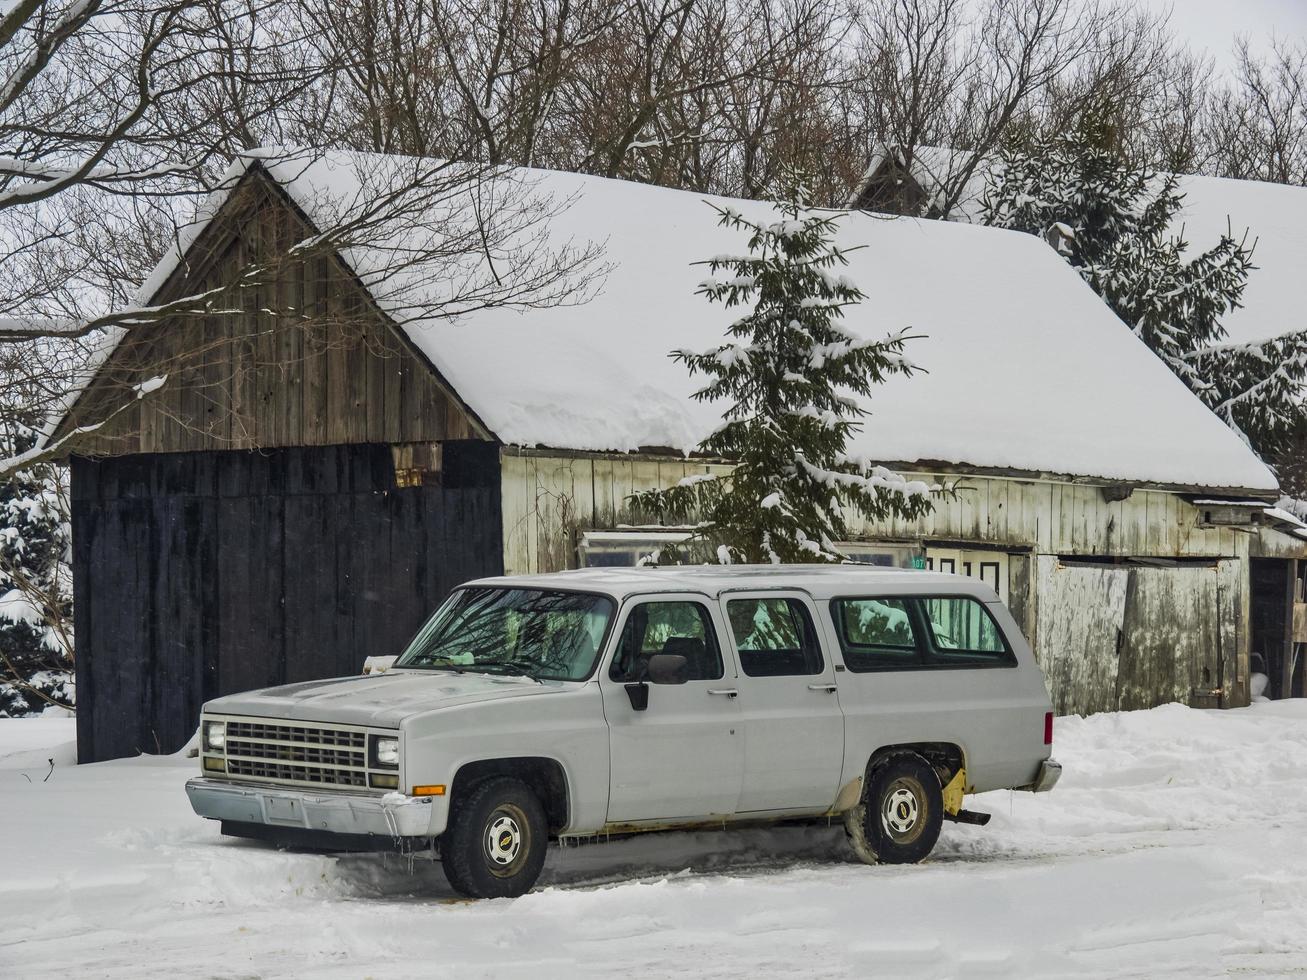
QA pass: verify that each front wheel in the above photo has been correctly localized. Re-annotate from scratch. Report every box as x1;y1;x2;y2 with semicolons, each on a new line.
845;752;944;866
441;776;548;898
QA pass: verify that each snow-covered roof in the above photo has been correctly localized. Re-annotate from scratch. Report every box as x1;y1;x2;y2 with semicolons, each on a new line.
82;150;1279;492
1165;174;1307;348
851;146;1307;350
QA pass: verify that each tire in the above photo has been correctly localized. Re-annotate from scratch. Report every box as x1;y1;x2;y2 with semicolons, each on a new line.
440;776;549;899
844;752;944;866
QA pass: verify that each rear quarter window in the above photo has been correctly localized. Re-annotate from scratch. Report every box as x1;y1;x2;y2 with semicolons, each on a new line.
828;595;1017;671
920;596;1016;667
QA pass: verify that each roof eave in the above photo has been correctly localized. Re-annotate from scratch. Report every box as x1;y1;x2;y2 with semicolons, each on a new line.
500;443;1278;500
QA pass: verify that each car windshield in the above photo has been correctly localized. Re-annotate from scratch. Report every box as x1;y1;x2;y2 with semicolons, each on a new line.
395;588;615;681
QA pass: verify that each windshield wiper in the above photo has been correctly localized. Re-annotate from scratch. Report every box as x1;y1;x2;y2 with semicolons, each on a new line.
407;659;474;673
475;662;545;683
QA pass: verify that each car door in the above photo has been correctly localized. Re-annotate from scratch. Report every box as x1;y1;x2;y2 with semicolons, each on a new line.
599;594;744;823
719;591;845;813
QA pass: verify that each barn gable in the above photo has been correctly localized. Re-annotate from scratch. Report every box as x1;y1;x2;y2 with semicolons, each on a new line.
55;165;491;458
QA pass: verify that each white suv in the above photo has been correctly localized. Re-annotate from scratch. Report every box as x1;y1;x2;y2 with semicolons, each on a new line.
188;565;1061;898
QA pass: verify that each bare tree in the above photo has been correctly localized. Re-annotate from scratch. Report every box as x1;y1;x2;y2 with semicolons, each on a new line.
1;0;603;476
1209;37;1307;186
432;0;622;167
275;0;857;202
709;0;846;200
1125;47;1217;175
845;0;1173;217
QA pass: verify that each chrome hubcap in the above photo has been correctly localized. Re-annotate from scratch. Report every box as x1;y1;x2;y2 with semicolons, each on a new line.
486;813;523;868
881;784;920;837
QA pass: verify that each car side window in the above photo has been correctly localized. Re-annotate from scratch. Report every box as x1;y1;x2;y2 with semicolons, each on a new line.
726;597;824;677
920;596;1015;666
831;597;925;671
609;601;724;682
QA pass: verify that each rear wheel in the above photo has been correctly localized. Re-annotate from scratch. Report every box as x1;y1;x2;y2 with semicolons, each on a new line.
845;752;943;866
441;776;548;898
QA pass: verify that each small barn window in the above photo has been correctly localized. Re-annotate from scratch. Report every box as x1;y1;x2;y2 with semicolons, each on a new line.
578;530;691;567
834;541;920;568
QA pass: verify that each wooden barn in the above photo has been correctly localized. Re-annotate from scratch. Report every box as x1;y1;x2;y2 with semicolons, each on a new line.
50;152;1286;763
849;144;1307;702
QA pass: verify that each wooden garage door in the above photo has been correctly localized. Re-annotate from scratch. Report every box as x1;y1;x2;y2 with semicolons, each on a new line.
1035;557;1240;715
71;442;503;763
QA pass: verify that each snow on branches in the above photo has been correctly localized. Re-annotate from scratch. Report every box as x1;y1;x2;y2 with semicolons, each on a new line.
631;188;936;564
981;116;1307;460
0;414;73;717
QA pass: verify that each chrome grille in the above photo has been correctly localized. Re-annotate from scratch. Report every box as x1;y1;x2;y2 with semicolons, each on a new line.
223;719;368;788
227;721;365;749
227;759;366;787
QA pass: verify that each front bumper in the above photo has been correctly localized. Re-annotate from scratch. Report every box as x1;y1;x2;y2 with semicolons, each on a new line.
1027;758;1062;793
186;777;443;838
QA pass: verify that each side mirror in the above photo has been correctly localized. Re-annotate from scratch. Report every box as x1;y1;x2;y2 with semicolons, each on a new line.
623;653;690;711
647;653;688;685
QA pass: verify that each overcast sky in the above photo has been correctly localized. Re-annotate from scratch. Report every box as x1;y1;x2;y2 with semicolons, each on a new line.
1135;0;1307;68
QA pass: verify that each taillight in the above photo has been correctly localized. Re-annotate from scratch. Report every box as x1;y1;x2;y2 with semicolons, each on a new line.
1044;711;1054;745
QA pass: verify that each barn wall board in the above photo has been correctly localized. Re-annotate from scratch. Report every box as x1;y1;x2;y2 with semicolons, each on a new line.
500;452;1256;711
72;442;502;763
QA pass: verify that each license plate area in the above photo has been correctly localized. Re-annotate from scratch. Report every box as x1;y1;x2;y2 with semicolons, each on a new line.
264;796;304;826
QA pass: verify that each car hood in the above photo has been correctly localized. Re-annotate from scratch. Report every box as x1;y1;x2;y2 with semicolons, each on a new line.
203;669;562;728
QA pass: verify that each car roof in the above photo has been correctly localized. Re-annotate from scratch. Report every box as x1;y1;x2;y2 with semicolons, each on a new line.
462;564;999;602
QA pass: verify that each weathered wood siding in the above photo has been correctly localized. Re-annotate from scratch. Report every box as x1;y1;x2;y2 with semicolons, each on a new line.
502;451;1256;712
61;175;485;457
505;455;1249;570
501;451;733;575
844;473;1250;558
1251;526;1307;560
72;442;502;763
1035;558;1241;715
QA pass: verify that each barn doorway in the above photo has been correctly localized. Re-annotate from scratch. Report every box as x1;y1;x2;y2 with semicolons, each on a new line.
71;442;503;763
1033;557;1242;714
1250;558;1306;699
925;547;1008;601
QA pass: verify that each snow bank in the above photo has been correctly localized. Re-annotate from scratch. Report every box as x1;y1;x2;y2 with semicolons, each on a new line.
2;702;1306;977
0;715;76;770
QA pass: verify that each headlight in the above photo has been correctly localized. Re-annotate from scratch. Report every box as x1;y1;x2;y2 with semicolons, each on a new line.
203;720;226;751
371;735;399;768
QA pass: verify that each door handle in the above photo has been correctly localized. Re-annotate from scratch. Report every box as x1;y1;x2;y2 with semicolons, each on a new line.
707;688;739;698
808;683;838;693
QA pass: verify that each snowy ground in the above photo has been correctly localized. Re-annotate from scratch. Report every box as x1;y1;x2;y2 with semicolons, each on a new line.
2;703;1306;979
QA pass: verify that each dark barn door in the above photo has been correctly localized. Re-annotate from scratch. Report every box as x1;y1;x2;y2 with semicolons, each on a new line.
71;442;502;763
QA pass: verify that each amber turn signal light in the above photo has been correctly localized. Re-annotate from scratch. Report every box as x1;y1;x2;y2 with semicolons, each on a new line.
412;785;446;797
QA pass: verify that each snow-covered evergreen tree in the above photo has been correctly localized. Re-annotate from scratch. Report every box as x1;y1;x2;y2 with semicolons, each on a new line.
981;111;1307;463
631;188;936;564
0;415;74;717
